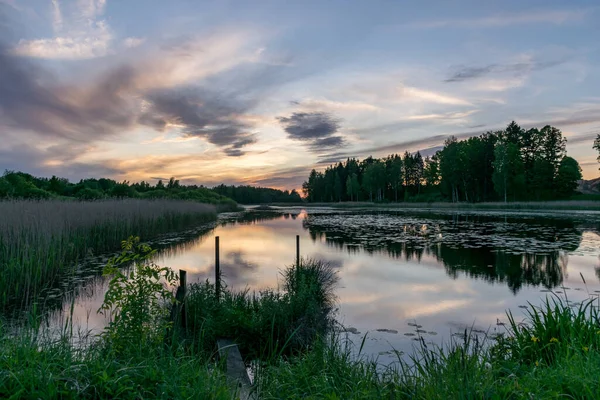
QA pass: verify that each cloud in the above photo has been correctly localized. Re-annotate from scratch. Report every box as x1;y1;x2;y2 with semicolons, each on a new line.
566;131;600;145
51;0;63;33
13;0;113;59
142;88;258;156
294;98;378;112
123;36;145;48
0;26;284;157
0;142;122;180
0;46;139;141
408;9;588;29
445;60;565;83
277;112;346;152
400;86;471;105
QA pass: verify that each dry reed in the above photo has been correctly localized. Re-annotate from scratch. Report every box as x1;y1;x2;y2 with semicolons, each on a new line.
0;199;217;311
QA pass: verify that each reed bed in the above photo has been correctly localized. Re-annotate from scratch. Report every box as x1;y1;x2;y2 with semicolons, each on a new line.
0;199;217;312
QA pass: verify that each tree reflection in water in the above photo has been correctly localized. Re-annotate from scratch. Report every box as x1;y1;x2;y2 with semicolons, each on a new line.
303;211;587;294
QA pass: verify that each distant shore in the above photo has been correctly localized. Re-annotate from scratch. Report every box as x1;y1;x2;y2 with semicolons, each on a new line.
266;200;600;211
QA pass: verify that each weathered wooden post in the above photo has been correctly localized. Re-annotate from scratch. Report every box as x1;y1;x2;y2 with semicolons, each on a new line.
296;234;300;267
168;269;188;335
215;236;221;301
178;269;187;329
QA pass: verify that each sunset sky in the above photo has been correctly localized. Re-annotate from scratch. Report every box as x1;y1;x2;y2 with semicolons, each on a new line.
1;0;599;190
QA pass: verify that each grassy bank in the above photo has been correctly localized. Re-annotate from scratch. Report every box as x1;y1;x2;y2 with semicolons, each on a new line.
3;238;600;398
256;296;600;398
0;200;219;312
183;258;338;360
0;331;234;400
271;199;600;211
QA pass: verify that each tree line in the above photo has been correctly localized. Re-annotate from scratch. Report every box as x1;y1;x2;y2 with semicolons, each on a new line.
303;122;585;203
0;172;300;206
212;184;301;204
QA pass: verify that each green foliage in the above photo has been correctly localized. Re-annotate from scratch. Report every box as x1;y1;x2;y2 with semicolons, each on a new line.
257;296;600;399
303;122;584;203
0;171;238;210
99;237;178;354
0;328;234;399
495;296;600;366
75;187;105;200
492;141;525;202
184;259;338;360
212;184;302;204
556;156;583;198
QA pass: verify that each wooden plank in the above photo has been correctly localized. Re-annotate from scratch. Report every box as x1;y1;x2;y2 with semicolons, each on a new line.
217;339;253;399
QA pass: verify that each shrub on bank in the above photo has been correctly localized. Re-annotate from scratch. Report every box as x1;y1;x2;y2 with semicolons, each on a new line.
184;258;339;360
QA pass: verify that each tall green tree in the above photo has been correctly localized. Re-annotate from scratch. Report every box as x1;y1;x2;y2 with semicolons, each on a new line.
423;154;440;188
555;156;582;198
493;142;525;202
387;154;403;202
346;173;359;201
362;165;375;201
333;172;343;202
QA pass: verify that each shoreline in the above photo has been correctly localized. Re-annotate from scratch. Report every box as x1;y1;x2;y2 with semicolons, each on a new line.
265;200;600;212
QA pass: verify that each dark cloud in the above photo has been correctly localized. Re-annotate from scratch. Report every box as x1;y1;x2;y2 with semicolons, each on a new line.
0;34;263;157
277;112;346;152
444;59;565;82
142;89;257;156
0;41;138;141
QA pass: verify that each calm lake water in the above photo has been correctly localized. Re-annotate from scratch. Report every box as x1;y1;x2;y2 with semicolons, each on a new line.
52;207;600;363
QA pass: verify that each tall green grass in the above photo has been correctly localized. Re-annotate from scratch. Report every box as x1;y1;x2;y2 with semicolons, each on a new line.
0;326;235;399
0;200;217;312
256;295;600;399
3;234;600;398
183;258;339;361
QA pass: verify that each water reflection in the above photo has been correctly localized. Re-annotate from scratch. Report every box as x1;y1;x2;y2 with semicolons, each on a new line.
303;211;584;293
42;208;600;362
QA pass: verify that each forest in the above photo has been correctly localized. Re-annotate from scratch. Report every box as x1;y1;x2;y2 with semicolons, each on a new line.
212;184;302;204
303;122;588;203
0;172;300;206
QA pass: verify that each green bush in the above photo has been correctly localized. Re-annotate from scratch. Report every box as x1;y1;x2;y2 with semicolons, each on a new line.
184;259;339;360
99;237;178;355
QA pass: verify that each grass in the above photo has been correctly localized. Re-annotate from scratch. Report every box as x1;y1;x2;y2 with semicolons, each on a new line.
0;327;235;399
3;236;600;398
0;200;218;312
255;295;600;399
270;200;600;211
183;258;339;361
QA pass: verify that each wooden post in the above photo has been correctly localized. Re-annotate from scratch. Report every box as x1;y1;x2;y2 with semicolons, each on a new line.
215;236;221;301
168;269;188;334
296;234;300;267
179;269;187;289
178;269;187;329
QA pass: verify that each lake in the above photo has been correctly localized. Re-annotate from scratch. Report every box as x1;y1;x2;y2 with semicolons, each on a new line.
51;207;600;364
